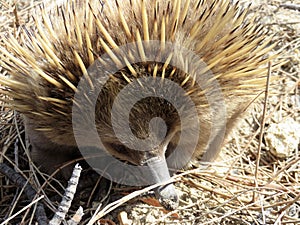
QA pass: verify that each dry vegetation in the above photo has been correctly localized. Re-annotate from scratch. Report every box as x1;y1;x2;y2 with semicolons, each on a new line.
0;0;299;224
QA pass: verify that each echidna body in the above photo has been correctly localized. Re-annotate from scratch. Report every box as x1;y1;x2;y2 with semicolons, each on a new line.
0;0;274;209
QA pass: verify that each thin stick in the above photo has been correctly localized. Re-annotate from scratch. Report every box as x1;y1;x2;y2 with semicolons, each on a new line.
280;4;300;11
0;196;44;225
87;177;177;225
253;62;272;201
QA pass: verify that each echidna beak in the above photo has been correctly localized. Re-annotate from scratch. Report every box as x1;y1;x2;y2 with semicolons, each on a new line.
145;155;179;210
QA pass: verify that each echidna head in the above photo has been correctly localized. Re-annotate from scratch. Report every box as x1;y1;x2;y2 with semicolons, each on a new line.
72;59;204;210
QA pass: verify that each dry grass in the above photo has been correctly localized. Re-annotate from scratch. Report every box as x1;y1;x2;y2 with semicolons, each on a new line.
0;0;299;224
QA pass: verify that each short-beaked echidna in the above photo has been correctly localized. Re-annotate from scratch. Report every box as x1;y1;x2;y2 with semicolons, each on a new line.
0;0;275;209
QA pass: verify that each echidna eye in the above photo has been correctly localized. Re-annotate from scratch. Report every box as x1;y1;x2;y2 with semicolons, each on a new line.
109;143;128;155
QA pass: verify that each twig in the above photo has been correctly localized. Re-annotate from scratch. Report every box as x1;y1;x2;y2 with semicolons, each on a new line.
87;176;180;225
253;62;272;202
0;195;45;225
49;163;83;225
280;4;300;11
67;206;84;225
87;166;212;225
118;211;132;225
13;4;20;28
277;190;300;214
0;163;47;225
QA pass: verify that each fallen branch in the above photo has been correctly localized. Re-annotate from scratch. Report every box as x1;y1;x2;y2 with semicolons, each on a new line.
0;162;47;225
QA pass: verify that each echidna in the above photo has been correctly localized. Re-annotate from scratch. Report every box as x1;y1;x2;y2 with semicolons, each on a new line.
0;0;275;209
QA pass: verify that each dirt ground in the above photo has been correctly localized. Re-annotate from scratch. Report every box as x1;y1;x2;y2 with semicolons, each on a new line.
0;0;299;224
